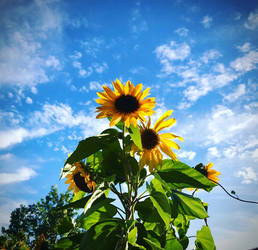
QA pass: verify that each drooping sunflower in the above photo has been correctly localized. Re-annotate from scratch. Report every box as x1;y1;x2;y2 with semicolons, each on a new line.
95;79;156;127
187;163;221;191
65;162;96;193
131;110;183;171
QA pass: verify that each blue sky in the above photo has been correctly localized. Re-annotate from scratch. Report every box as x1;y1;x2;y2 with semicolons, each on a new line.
0;0;258;248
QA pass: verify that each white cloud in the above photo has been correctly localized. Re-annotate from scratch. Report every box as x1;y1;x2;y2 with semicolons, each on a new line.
208;147;220;158
46;55;61;70
0;127;56;149
155;41;190;61
154;41;190;75
178;150;196;160
201;49;222;64
0;0;64;88
230;50;258;73
235;167;257;184
130;4;148;35
26;97;33;104
223;84;246;102
236;42;251;53
244;9;258;30
89;81;103;91
93;62;108;74
175;27;189;37
0;167;36;185
201;15;213;28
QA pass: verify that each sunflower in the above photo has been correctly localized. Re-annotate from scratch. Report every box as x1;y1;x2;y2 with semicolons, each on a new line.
204;163;221;182
65;162;96;193
131;110;183;171
95;79;156;127
187;163;221;191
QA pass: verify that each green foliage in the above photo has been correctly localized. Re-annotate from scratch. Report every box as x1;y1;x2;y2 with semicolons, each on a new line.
157;160;216;191
54;121;219;249
1;186;76;249
195;226;216;250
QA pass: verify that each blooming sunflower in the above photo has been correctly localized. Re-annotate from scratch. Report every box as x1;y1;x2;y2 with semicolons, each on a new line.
95;79;156;127
65;162;96;193
131;110;183;171
187;163;221;191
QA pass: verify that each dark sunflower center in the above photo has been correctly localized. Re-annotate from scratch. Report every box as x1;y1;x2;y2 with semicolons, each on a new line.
73;173;91;193
194;164;208;177
141;129;159;150
115;95;139;114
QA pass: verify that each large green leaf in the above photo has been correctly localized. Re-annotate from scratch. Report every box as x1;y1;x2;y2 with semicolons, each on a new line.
80;219;124;250
78;198;117;231
55;234;82;249
195;226;216;250
148;178;171;228
84;183;109;213
129;125;142;150
63;128;119;166
56;195;92;210
157;160;216;191
172;191;208;219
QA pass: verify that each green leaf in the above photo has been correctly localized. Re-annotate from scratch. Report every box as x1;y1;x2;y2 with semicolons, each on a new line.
78;198;117;231
84;183;109;213
172;191;208;219
157;160;216;191
80;219;124;250
143;237;163;250
173;214;190;238
64;128;119;166
195;226;216;250
128;227;138;246
165;236;183;250
55;234;82;249
129;124;142;150
72;191;85;202
56;195;92;210
148;178;171;228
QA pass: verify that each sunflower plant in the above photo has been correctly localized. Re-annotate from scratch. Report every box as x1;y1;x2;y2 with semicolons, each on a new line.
56;80;220;250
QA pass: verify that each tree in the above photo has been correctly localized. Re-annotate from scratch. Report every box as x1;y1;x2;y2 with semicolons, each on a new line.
1;186;77;249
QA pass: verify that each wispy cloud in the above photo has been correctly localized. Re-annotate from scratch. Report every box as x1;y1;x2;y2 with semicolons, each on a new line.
175;27;189;37
235;167;257;184
0;0;64;88
0;167;37;185
130;2;148;35
244;9;258;30
236;42;251;53
201;15;213;28
223;84;246;102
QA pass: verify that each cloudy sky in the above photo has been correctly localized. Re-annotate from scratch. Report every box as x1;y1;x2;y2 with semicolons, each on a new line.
0;0;258;249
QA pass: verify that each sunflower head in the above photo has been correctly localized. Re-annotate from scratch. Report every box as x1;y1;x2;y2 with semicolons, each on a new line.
95;79;156;127
65;162;96;194
131;110;183;171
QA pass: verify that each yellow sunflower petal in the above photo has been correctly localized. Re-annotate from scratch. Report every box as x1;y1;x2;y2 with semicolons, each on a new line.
160;138;181;150
103;86;118;99
155;118;176;133
159;133;183;142
153;110;173;131
113;80;124;94
159;142;178;160
110;113;122;127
